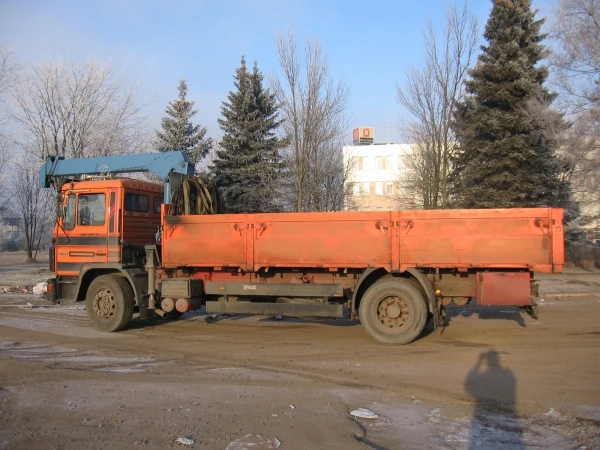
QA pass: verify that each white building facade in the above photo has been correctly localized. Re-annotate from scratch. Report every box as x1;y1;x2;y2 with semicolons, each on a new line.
343;143;417;211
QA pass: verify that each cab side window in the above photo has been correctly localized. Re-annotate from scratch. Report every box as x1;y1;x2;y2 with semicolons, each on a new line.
78;194;106;226
63;194;76;230
125;193;149;212
153;197;163;214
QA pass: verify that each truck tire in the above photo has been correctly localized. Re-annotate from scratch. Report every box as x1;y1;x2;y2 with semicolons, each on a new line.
359;278;427;345
85;274;134;332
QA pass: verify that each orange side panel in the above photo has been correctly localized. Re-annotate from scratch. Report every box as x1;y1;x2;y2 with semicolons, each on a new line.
162;214;248;270
252;212;393;271
399;208;562;272
160;208;564;274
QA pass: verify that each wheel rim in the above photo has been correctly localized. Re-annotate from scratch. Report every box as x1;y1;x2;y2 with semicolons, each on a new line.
376;295;413;331
93;288;116;319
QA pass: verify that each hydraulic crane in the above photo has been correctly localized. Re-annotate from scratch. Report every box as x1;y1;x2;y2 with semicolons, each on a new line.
39;151;194;201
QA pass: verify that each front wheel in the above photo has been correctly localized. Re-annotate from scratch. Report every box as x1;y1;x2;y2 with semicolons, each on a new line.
359;278;427;345
85;275;134;332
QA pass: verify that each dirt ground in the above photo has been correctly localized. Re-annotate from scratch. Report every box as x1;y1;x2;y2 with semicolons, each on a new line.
0;252;599;450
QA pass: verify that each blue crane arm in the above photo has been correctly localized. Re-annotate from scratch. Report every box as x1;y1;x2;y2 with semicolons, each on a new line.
39;151;194;188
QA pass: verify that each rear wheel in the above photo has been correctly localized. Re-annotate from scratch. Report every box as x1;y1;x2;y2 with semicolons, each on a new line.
85;275;134;332
359;278;427;345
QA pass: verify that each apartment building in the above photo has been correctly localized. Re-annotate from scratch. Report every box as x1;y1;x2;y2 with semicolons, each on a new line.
343;143;415;211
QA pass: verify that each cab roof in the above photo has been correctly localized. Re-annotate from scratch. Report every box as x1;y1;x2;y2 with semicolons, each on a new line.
59;177;163;193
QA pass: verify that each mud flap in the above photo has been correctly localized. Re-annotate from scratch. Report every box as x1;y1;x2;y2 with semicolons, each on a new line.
43;278;57;304
526;302;539;320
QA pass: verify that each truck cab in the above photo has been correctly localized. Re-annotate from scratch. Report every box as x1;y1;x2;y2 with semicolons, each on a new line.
49;178;163;305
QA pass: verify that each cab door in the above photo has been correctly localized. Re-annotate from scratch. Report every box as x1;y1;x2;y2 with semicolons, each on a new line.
55;191;110;276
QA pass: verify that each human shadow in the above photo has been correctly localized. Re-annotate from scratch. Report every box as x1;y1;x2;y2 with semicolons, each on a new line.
464;350;524;449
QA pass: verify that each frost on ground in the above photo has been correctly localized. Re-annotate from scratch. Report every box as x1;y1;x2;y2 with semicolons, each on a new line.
362;403;600;450
0;341;160;373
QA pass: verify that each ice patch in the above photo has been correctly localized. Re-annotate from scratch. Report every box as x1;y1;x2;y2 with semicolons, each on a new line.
226;434;281;450
0;341;159;373
351;408;379;419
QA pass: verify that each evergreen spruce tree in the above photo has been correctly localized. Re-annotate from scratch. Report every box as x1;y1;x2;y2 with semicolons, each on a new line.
156;79;212;168
451;0;566;209
211;57;285;213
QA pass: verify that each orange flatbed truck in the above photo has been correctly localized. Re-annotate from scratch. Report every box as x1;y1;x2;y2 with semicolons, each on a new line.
40;152;565;345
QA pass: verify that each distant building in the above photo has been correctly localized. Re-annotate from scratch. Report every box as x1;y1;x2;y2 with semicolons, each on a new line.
0;217;24;249
343;142;417;211
571;167;600;240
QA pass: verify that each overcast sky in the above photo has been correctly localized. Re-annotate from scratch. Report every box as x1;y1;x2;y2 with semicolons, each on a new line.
0;0;555;145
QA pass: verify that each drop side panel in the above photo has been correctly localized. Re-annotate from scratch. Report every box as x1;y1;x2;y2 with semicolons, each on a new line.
399;208;560;272
252;212;392;271
162;214;249;270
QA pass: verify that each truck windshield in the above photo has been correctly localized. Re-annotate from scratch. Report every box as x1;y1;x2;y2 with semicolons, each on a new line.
78;193;106;226
64;194;76;230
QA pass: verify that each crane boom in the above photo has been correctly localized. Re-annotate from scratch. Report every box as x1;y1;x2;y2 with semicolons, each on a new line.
39;151;194;203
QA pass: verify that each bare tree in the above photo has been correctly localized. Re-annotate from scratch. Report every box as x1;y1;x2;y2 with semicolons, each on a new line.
550;0;600;233
0;43;16;103
0;138;11;214
271;31;350;212
0;43;17;139
397;126;441;210
396;3;478;209
7;151;55;261
10;59;147;162
0;45;17;212
551;0;600;116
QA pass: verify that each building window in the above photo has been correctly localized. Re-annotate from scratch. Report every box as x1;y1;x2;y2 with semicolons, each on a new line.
375;207;383;211
375;156;382;169
386;182;394;196
362;182;371;195
384;155;392;169
375;182;384;195
357;156;370;170
352;183;360;196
